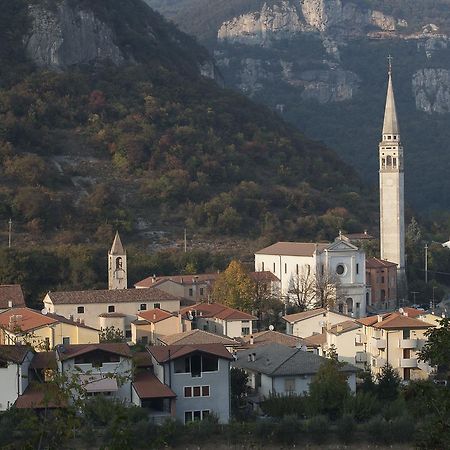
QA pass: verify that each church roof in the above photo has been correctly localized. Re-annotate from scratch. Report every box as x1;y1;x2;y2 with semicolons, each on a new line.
110;231;125;255
256;242;329;257
382;69;400;135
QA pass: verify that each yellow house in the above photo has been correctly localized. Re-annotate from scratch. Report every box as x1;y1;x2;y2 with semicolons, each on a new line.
0;307;100;351
131;309;182;345
358;310;435;381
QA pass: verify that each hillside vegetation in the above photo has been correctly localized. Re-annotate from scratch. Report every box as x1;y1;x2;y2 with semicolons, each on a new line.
0;0;375;251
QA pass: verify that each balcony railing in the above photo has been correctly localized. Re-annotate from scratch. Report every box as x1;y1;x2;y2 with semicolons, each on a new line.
399;358;418;369
371;337;387;349
399;338;423;349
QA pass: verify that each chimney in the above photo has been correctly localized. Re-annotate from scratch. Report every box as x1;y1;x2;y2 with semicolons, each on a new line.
152;274;156;283
252;353;256;362
404;312;408;317
249;335;254;345
153;313;156;321
377;315;383;323
7;301;12;308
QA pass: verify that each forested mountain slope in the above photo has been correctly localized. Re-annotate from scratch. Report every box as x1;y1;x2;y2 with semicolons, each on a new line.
146;0;450;212
0;0;375;250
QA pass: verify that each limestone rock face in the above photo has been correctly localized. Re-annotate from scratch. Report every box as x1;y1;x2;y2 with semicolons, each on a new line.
26;1;125;69
412;68;450;114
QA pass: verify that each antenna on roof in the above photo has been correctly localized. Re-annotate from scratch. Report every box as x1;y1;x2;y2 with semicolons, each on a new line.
41;308;48;315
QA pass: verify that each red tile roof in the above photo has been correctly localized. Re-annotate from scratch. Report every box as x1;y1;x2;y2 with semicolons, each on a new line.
359;312;433;330
282;308;327;324
133;371;176;399
303;333;327;346
240;330;315;348
148;343;233;363
30;351;57;370
0;307;57;332
328;320;361;335
135;273;218;289
399;307;423;318
15;383;66;409
133;352;153;368
138;309;175;324
249;271;280;282
0;285;25;309
180;302;256;321
256;242;329;256
366;257;397;269
56;343;132;361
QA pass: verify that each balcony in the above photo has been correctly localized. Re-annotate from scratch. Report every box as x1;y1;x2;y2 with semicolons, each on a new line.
399;358;418;369
355;334;367;345
355;352;368;363
417;360;434;374
372;357;387;368
399;338;422;349
371;337;387;349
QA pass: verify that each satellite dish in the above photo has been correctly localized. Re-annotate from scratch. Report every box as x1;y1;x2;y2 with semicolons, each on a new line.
41;308;48;315
269;325;274;331
188;312;194;320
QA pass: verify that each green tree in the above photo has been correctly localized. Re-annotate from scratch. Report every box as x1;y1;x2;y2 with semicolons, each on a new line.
419;317;450;373
308;359;350;419
99;326;126;343
376;363;401;401
230;367;249;419
212;260;255;312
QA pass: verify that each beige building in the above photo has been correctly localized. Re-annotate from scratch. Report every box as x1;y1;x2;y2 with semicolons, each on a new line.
358;311;434;380
0;307;100;350
366;257;397;311
180;303;256;338
283;308;351;338
43;288;180;340
131;309;182;345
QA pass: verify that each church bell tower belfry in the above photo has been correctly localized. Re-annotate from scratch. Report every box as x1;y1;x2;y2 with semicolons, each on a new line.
379;57;406;298
108;231;127;290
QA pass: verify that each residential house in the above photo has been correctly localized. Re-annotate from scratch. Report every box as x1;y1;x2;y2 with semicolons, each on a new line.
0;345;34;410
255;237;368;317
325;320;366;367
158;329;240;352
0;307;100;350
366;257;397;311
131;309;182;345
135;271;280;306
0;285;26;312
147;343;234;424
55;343;133;402
180;303;256;338
358;311;435;380
239;330;318;353
43;288;181;340
283;308;351;338
233;343;358;410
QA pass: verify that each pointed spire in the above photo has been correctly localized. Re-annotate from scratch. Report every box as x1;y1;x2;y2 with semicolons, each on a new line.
382;55;400;136
110;231;124;255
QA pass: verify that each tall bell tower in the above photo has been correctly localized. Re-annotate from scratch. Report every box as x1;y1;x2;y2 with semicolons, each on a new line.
108;231;127;290
379;57;406;298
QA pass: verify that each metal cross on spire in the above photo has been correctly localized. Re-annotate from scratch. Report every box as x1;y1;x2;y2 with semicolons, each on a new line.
387;54;394;75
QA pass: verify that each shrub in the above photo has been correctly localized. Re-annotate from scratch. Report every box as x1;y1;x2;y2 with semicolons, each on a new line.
344;391;381;422
336;413;356;444
305;415;330;444
273;415;302;444
261;393;307;418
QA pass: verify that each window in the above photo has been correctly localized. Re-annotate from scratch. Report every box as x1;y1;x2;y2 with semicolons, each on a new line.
74;350;120;366
108;305;115;313
296;264;299;275
356;302;360;309
125;330;132;339
185;411;193;424
356;263;359;275
262;262;265;271
202;410;210;419
191;354;202;377
184;410;209;423
381;276;385;283
387;135;392;140
403;329;411;339
141;336;148;345
175;355;218;376
284;378;295;393
242;327;250;335
284;263;287;274
140;303;147;311
387;155;392;166
202;355;218;372
273;263;276;273
116;257;122;269
77;306;85;314
184;387;192;397
193;411;201;421
336;264;345;275
193;386;201;397
306;264;311;276
62;337;70;345
189;288;193;297
200;288;204;296
153;303;160;309
202;386;210;396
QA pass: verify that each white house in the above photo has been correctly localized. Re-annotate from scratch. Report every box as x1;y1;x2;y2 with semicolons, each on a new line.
0;345;34;410
233;343;358;410
43;288;181;340
255;236;368;317
55;343;133;402
147;343;234;424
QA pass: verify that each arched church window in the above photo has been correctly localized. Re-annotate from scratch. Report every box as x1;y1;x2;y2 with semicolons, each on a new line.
386;155;392;166
393;157;397;167
306;264;311;276
382;158;386;167
116;257;122;269
346;298;353;313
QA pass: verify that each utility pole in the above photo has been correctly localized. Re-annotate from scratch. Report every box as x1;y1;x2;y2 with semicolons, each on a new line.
425;243;428;284
411;291;419;305
184;228;187;253
8;218;12;249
